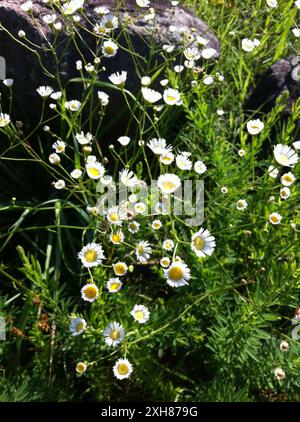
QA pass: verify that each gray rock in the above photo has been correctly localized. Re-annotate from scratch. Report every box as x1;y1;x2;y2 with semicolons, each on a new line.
245;56;300;117
0;0;220;135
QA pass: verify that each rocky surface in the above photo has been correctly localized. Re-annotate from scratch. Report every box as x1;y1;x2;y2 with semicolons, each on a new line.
0;0;220;133
245;56;300;118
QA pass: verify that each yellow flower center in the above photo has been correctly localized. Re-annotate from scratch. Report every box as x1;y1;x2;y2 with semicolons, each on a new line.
88;167;100;177
76;363;86;373
168;266;184;281
105;46;115;55
111;233;122;243
114;263;126;275
167;96;176;102
162;181;176;190
283;175;293;183
76;322;85;332
193;236;205;251
84;249;97;263
110;329;121;341
109;213;119;222
237;200;244;208
271;215;279;223
134;311;145;320
83;285;97;299
279;154;288;165
110;283;120;291
117;363;129;375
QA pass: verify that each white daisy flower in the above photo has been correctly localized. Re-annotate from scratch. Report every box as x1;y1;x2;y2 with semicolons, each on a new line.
52;140;66;153
86;155;97;163
20;1;33;12
134;202;147;214
238;149;246;157
86;162;105;179
194;160;207;174
247;119;264;135
53;179;65;189
113;261;128;276
107;277;123;293
295;0;300;8
292;28;300;38
43;14;57;24
163;44;175;53
104;322;125;347
81;283;99;303
176;154;192;170
164;261;191;287
50;91;62;100
280;187;290;200
163;88;182;106
94;6;110;16
274;144;298;167
18;30;26;38
160;152;175;165
130;304;150;323
106;206;127;226
3;79;14;87
236;199;248;210
291;65;300;82
152;219;162;230
113;358;133;380
78;242;105;267
62;0;84;15
157;174;181;194
269;212;282;225
69;317;87;336
0;113;11;127
147;138;172;155
142;87;162;104
128;221;140;234
160;257;171;268
203;75;214;85
141;76;151;86
191;228;216;258
281;172;296;186
184;47;201;61
221;186;228;194
99;13;119;32
70;169;82;179
65;100;81;111
76;362;87;374
293;140;300;150
37;86;53;98
102;40;118;57
201;47;217;59
268;165;279;178
197;36;209;46
76;131;93;145
135;241;152;262
110;231;125;244
266;0;277;7
136;0;150;7
241;38;255;52
98;91;109;106
162;239;174;251
119;169;139;187
49;153;60;165
108;71;127;87
274;367;285;381
118;136;131;146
